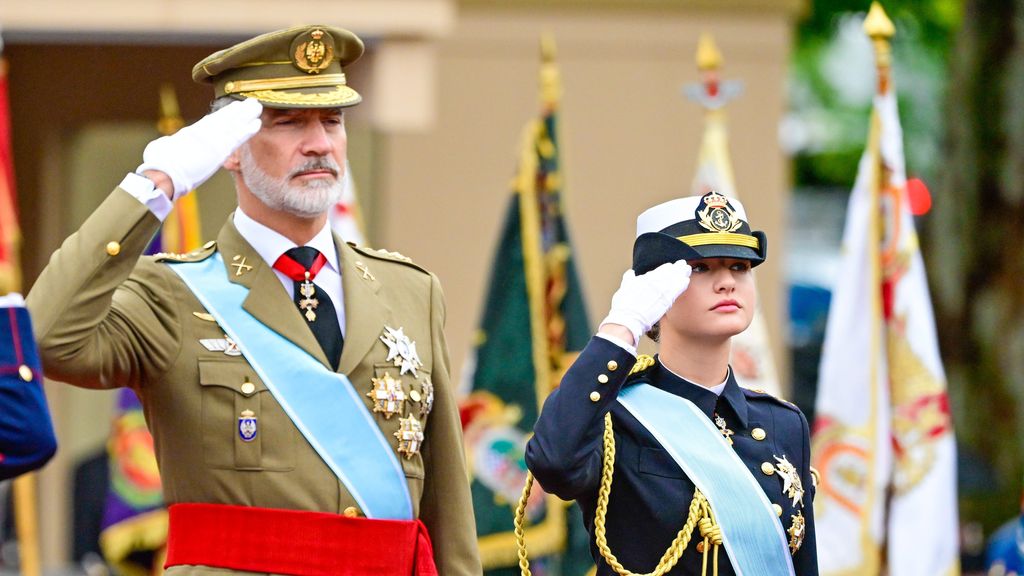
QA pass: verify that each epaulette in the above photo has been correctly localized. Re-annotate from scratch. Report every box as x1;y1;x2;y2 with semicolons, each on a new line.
153;240;217;263
628;354;656;376
348;243;430;274
743;387;800;411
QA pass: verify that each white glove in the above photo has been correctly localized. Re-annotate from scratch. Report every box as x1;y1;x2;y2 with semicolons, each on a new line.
600;260;692;345
136;98;263;199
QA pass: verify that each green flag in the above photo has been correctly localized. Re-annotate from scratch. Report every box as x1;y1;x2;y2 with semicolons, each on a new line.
460;37;593;576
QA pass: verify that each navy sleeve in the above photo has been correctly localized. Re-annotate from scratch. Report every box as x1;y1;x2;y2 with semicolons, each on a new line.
0;306;57;480
525;336;636;501
793;408;818;575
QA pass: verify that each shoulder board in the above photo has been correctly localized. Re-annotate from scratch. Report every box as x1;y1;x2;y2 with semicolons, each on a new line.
743;387;800;411
347;243;430;274
628;354;656;376
154;240;217;263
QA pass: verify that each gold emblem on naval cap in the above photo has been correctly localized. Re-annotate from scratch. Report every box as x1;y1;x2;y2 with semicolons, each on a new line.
293;28;334;74
696;190;743;233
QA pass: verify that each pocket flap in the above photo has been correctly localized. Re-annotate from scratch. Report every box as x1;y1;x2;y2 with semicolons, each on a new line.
198;360;267;396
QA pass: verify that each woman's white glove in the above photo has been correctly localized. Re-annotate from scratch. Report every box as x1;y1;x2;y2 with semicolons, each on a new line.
599;260;692;345
136;98;264;199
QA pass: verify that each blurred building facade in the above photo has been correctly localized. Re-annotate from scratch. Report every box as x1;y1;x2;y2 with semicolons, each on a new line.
2;0;801;568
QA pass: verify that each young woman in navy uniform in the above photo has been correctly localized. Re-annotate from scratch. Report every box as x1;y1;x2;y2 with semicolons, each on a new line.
525;192;817;575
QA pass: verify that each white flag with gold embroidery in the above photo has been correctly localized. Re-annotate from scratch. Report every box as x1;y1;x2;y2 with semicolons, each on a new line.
811;8;959;574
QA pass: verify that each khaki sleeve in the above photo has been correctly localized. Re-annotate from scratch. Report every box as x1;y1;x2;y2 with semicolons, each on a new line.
417;273;482;575
26;187;183;390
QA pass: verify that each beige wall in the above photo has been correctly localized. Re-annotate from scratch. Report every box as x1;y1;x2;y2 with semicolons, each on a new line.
3;1;796;568
380;6;794;385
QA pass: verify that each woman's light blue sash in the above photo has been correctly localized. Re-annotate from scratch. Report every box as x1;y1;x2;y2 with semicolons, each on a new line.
618;383;794;576
169;254;412;520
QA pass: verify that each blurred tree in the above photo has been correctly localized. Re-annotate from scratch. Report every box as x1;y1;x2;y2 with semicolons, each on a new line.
927;0;1024;535
788;0;961;187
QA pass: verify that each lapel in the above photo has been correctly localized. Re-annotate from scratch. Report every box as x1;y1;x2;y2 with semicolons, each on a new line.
215;217;331;368
335;237;389;375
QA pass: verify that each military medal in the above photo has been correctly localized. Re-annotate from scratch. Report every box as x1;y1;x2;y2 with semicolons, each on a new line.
394;415;424;459
367;372;406;419
419;377;434;417
200;335;242;356
298;271;319;322
773;455;805;508
380;326;424;376
238;409;258;442
787;511;806;553
714;412;734;445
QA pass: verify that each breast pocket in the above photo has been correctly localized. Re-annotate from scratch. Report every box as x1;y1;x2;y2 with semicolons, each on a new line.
198;360;295;471
638;446;686;480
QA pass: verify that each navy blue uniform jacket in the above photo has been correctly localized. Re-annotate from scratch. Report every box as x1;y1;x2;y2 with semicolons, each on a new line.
526;336;818;575
0;305;56;480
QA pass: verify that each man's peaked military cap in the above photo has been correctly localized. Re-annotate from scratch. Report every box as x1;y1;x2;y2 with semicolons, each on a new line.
193;24;364;109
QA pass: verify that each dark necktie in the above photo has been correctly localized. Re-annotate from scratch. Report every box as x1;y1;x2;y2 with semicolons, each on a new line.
272;246;343;371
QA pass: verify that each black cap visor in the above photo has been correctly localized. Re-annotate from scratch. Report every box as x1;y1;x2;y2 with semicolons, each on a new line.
632;231;767;275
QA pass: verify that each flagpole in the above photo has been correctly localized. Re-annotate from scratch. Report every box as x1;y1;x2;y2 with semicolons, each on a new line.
863;2;895;571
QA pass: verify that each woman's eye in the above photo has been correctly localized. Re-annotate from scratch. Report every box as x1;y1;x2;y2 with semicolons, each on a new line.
731;263;751;272
691;263;709;273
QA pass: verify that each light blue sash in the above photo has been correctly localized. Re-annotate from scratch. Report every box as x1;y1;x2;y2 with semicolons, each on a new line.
169;254;412;520
618;383;794;576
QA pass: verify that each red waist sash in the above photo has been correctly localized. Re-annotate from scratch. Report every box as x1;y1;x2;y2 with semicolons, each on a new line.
165;503;438;576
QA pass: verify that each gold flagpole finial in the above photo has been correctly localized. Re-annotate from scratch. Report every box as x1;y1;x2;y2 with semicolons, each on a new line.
696;32;723;72
539;33;561;108
157;83;185;136
864;2;895;82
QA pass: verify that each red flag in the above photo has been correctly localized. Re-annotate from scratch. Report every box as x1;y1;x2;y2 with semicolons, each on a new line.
0;46;21;294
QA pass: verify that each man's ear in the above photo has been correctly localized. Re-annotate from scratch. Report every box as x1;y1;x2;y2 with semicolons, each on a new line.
223;147;242;172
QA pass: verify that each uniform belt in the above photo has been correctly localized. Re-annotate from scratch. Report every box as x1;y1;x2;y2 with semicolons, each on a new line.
165;503;438;575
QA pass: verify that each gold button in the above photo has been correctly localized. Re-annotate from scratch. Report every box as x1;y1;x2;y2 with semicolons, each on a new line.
589;391;601;402
343;506;359;518
241;382;256;395
696;541;706;553
607;360;618;372
597;374;609;384
752;428;766;441
106;241;121;256
18;365;32;382
773;504;783;517
409;389;422;402
761;462;775;476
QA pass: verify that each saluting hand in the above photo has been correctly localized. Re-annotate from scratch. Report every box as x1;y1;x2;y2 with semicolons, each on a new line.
137;98;264;199
599;260;692;346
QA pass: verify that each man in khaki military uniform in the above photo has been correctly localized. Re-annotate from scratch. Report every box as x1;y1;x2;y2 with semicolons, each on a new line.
27;25;481;575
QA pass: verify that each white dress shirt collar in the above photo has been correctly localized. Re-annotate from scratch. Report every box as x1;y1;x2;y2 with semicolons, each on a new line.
232;208;339;272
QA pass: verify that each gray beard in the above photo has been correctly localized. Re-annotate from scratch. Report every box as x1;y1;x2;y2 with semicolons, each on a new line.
239;145;343;218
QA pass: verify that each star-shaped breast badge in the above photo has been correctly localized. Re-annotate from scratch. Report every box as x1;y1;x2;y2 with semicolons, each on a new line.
773;454;805;508
380;326;424;377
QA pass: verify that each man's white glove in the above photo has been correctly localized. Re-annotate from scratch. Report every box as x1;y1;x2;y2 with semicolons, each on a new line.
599;260;692;345
136;98;264;199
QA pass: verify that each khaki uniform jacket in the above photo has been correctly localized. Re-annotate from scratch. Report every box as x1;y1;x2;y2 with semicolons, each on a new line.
27;188;482;575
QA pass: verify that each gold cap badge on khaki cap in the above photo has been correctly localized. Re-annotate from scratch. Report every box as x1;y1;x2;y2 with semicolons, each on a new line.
192;24;364;109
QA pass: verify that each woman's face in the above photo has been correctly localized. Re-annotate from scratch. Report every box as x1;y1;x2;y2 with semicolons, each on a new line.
660;257;756;342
